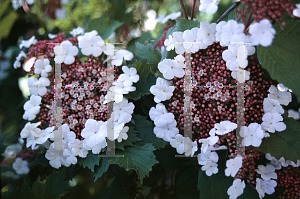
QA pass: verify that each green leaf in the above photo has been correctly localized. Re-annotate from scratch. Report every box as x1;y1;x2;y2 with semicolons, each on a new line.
257;19;300;102
127;32;152;53
0;11;18;42
108;142;159;184
0;0;11;20
78;151;101;172
175;167;199;199
19;179;33;198
132;114;168;149
239;183;260;199
254;116;300;162
115;126;142;150
124;60;157;100
86;15;123;40
161;19;200;60
93;157;111;182
31;169;69;199
197;169;233;199
135;42;161;64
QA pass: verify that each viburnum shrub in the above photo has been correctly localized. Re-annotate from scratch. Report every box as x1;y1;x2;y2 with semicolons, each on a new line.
3;0;300;198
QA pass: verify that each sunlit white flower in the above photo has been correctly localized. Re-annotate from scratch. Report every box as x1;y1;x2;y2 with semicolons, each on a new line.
113;79;136;95
45;144;68;169
225;155;243;177
200;151;219;176
214;121;237;135
34;126;55;145
50;124;76;148
150;77;175;103
23;95;41;121
170;134;196;156
81;119;107;150
118;66;139;86
183;28;200;53
54;40;78;64
19;36;37;49
20;122;41;138
149;103;175;127
199;0;219;14
231;68;250;83
156;11;181;24
106;118;125;141
198;135;219;153
202;160;218;176
222;44;248;71
69;139;88;158
13;51;27;69
263;98;284;114
78;30;104;57
154;120;179;142
227;179;245;199
261;112;286;133
112;50;134;66
249;19;276;47
158;59;184;79
117;125;129;142
12;158;30;175
293;3;300;17
48;33;57;39
114;98;134;124
268;85;292;106
240;123;264;147
197;22;216;46
70;27;85;37
215;21;226;42
28;77;50;96
220;20;246;47
256;164;277;180
63;147;77;166
174;54;185;68
34;58;52;77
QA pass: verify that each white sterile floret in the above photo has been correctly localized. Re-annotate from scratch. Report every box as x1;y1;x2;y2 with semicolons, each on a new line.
293;3;300;17
118;66;139;87
174;54;185;68
20;122;41;138
12;158;30;175
278;157;292;167
50;124;76;148
227;179;245;199
184;140;198;157
158;59;184;79
54;40;78;64
183;28;201;53
28;76;50;96
291;159;300;167
69;139;88;158
114;98;134;124
112;49;134;66
288;109;300;120
23;95;41;121
114;78;136;94
214;121;237;135
265;153;281;170
200;152;219;176
261;179;277;195
170;134;197;156
225;155;243;177
215;21;226;42
255;164;277;180
268;85;292;106
45;144;68;169
19;36;37;49
117;125;129;142
231;69;250;83
220;20;246;47
197;22;216;46
156;11;181;24
106;118;125;141
14;51;27;69
78;30;104;57
33;126;55;146
249;19;276;47
149;103;174;127
81;119;107;153
239;123;264;147
63;147;77;166
164;32;185;55
263;98;284;114
70;26;85;37
256;178;265;199
150;77;175;103
261;112;286;133
222;44;248;71
154;119;179;142
34;58;52;77
199;0;219;14
198;134;219;153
